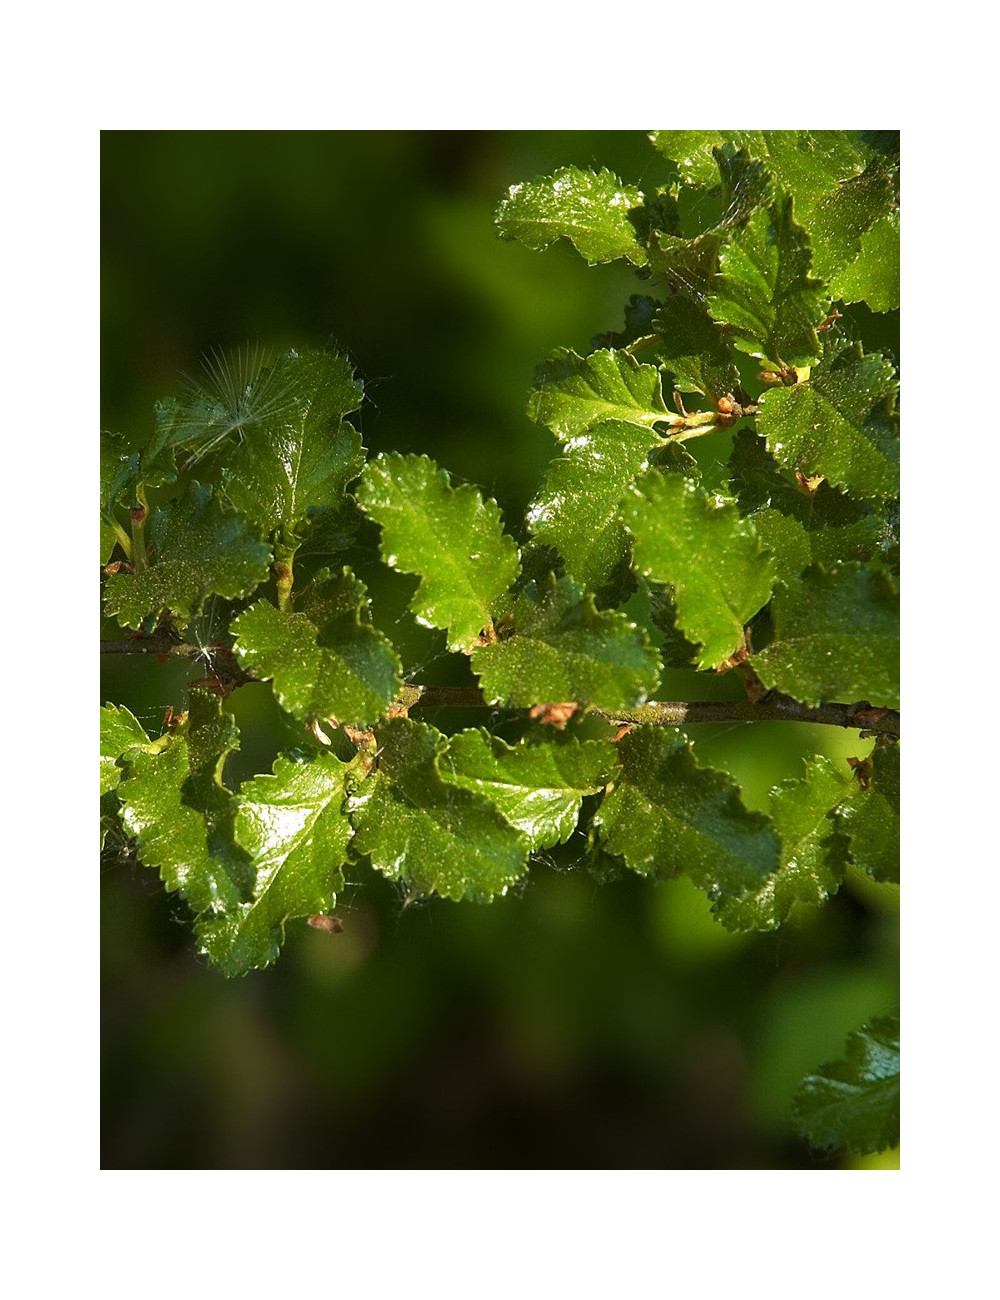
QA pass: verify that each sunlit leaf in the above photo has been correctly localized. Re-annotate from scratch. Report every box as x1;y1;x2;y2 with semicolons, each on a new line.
728;428;892;578
831;209;900;312
757;341;899;500
806;156;897;283
103;481;272;630
624;470;775;668
719;757;853;931
495;166;649;266
732;130;872;212
197;751;353;975
526;419;666;598
231;568;402;729
116;691;252;916
753;563;899;709
593;726;780;914
527;348;671;441
472;574;660;712
349;717;529;902
218;348;365;537
100;703;149;795
648;131;727;186
441;730;618;850
357;453;520;651
708;199;828;370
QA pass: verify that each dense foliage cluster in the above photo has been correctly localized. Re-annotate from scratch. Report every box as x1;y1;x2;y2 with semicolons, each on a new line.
101;130;899;1154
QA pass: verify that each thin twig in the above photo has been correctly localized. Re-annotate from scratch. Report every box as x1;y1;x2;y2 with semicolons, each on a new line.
101;637;899;739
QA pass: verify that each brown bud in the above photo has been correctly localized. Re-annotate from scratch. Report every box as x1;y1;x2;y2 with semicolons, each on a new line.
529;702;579;730
715;394;743;428
308;914;344;934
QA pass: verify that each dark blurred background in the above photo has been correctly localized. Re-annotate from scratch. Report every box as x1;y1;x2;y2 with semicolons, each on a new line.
101;131;899;1169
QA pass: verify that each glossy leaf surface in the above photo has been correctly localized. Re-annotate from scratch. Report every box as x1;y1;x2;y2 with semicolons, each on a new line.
838;743;900;883
218;349;365;537
116;692;252;915
805;156;897;283
719;757;853;931
708;199;827;369
104;482;272;630
648;131;727;186
100;432;142;562
441;730;618;850
593;726;780;918
526;419;665;597
624;471;775;668
357;453;520;651
100;703;149;794
732;130;872;211
472;574;660;712
349;718;529;902
753;563;899;709
793;1012;900;1153
830;209;899;311
728;428;891;578
495;166;649;266
197;751;353;975
231;568;402;728
527;348;671;441
757;342;899;500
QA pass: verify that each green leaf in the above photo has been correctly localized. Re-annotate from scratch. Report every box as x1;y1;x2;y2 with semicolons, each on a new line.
708;198;828;369
527;348;672;442
651;294;741;401
793;1011;900;1153
624;470;776;669
218;348;365;537
830;209;900;312
837;743;900;883
728;428;891;578
440;730;618;850
753;563;899;709
732;131;872;214
756;341;899;500
806;157;897;283
648;131;727;186
100;703;149;795
495;166;649;266
116;691;253;915
148;344;304;465
526;419;666;598
718;757;853;931
101;431;142;508
646;148;769;295
357;453;521;651
101;432;142;563
471;574;661;712
648;229;722;301
646;584;701;669
231;567;403;729
593;726;780;915
197;751;353;975
103;481;272;631
349;717;529;902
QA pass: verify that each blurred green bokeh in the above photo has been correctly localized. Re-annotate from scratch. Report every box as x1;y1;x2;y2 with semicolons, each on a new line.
101;130;899;1169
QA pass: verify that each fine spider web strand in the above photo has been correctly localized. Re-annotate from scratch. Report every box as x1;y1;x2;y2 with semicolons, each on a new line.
184;594;237;682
